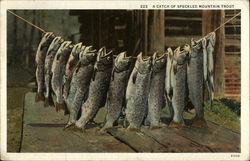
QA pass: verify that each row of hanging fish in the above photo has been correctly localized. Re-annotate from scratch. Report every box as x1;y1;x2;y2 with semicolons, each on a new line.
35;31;215;132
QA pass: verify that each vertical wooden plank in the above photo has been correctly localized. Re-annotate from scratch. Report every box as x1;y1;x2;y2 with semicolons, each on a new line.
148;10;165;55
144;10;148;56
202;10;225;98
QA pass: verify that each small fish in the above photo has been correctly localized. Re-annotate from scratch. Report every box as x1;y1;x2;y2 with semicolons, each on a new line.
168;47;189;127
63;43;84;100
100;52;133;131
125;53;152;131
44;36;64;107
147;52;167;129
51;41;72;114
35;32;54;102
74;47;113;131
65;46;97;128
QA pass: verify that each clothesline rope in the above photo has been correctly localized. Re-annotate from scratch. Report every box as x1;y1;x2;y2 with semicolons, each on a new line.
7;9;241;56
8;10;46;33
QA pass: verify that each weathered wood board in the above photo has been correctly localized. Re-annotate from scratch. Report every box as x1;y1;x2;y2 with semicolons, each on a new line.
21;92;133;152
21;92;240;152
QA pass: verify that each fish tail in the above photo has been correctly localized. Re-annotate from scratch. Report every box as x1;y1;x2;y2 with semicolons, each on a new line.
55;102;69;115
44;96;55;108
35;93;45;102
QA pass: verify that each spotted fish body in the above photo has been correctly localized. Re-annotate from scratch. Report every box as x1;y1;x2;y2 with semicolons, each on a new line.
65;46;97;127
203;32;216;109
63;43;84;100
51;41;72;113
169;47;189;125
125;53;152;130
165;48;174;119
35;32;54;102
75;47;113;130
101;52;132;130
187;40;205;121
44;36;64;107
147;52;167;128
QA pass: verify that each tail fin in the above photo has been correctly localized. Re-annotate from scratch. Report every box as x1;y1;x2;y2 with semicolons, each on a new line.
55;102;69;115
44;96;55;108
35;93;45;102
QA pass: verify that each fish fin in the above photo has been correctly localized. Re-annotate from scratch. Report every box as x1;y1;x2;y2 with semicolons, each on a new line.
44;91;55;107
132;71;137;84
55;102;69;115
35;93;45;102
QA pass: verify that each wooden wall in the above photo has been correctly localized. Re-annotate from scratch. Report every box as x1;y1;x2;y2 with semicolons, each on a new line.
224;10;241;101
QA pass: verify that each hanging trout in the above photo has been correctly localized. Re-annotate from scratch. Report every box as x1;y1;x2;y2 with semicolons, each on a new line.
44;36;64;107
35;32;54;102
65;46;97;129
165;48;174;120
125;53;152;131
51;41;72;113
100;52;133;131
147;52;167;129
74;47;113;131
63;42;84;100
202;32;216;109
169;47;189;127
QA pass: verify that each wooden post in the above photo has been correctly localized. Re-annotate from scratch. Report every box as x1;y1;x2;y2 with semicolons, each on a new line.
202;10;225;98
148;10;165;55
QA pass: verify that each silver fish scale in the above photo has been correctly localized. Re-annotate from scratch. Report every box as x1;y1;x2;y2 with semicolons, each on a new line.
172;64;187;123
67;63;95;125
126;71;151;128
65;71;78;112
35;36;53;94
63;54;79;99
148;68;166;126
75;70;112;129
44;44;62;99
187;47;204;118
51;48;71;104
105;70;130;125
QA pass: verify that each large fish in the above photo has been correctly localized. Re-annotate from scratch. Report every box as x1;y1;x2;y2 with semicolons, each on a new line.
169;47;189;127
63;42;84;100
147;52;167;129
203;32;216;109
44;36;64;107
165;48;174;120
100;52;132;131
74;47;113;131
51;41;72;113
35;32;54;102
125;53;152;131
65;46;97;128
187;38;208;127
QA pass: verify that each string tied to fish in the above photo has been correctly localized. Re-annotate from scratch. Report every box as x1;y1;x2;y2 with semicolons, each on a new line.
7;10;241;58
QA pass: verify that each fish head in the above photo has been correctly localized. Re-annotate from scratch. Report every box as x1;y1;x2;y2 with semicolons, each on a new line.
114;51;133;71
95;47;113;70
207;32;216;47
152;51;167;72
41;32;55;46
174;46;188;65
71;42;83;57
79;46;97;64
58;41;72;54
47;36;64;54
137;52;152;74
